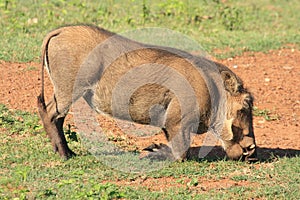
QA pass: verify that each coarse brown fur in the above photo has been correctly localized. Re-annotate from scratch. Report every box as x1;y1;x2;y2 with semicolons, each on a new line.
38;25;257;161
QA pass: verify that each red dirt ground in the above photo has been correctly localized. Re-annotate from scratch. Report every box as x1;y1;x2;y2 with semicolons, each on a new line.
0;48;299;191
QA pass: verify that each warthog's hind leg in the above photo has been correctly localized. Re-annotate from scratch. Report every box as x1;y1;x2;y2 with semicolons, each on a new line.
37;95;75;160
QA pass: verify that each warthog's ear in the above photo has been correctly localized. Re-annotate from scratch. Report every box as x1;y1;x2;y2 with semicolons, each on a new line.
221;71;241;94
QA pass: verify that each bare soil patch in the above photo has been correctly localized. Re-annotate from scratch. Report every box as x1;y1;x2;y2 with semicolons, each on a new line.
0;48;299;191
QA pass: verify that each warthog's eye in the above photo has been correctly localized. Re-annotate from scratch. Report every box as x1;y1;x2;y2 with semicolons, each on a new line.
237;85;244;93
242;93;253;110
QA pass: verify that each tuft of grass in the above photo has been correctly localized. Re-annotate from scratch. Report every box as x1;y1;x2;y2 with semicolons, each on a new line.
253;106;280;121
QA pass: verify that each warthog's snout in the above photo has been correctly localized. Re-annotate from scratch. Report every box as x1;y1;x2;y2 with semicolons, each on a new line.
225;135;257;162
221;111;258;162
240;136;257;162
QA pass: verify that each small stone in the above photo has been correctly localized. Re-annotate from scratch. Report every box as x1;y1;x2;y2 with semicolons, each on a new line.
264;78;270;82
233;65;238;69
282;66;293;70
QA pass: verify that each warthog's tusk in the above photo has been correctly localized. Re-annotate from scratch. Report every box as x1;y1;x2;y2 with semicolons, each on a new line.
243;152;249;155
249;144;256;149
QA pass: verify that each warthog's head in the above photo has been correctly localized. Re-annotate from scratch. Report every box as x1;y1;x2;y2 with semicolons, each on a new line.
219;65;257;162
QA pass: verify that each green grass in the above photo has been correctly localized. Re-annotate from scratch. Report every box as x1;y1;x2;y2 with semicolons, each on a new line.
0;103;299;199
253;106;280;121
0;0;299;62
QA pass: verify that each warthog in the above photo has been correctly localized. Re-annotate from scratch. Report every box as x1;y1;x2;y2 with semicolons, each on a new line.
37;25;257;162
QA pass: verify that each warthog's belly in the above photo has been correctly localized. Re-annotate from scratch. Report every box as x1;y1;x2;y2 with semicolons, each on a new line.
93;83;174;126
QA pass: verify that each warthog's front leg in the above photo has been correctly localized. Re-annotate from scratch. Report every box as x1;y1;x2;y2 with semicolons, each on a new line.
141;98;192;161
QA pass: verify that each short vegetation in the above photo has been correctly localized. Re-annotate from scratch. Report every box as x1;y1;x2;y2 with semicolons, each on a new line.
0;0;299;61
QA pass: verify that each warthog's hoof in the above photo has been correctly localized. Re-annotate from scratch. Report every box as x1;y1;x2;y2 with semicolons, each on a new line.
140;143;175;161
59;148;76;160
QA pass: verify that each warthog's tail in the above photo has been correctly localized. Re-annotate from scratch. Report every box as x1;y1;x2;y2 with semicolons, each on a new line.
37;29;61;111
